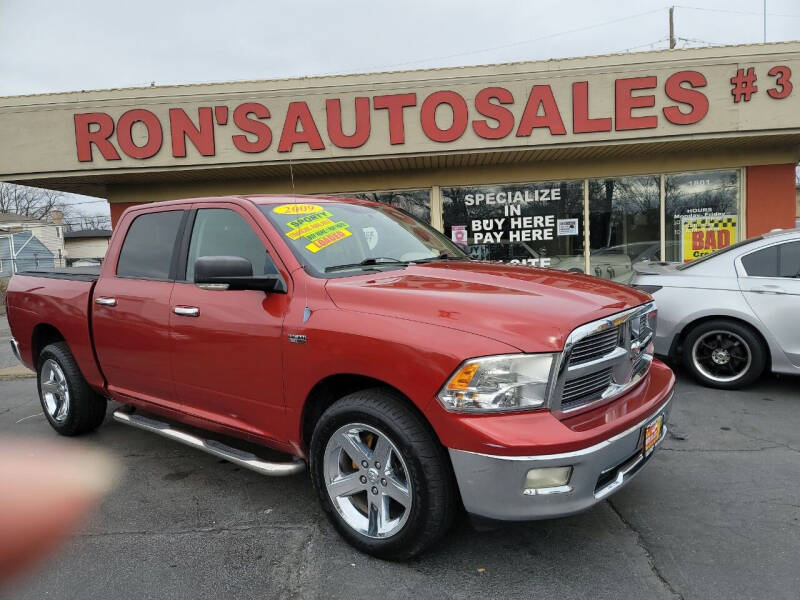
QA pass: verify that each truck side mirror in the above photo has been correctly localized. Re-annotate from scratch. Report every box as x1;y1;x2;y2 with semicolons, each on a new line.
194;256;287;293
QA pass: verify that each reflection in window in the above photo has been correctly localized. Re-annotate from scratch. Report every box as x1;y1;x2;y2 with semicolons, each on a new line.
442;181;584;269
665;170;740;263
588;176;660;282
334;189;431;224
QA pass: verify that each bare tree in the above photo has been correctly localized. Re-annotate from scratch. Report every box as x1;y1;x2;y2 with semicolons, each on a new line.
0;182;75;223
71;214;111;230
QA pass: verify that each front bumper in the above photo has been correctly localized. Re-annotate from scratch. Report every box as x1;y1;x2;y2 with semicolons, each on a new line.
448;392;672;521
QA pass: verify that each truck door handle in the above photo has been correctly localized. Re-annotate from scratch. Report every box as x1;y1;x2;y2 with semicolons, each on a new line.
173;306;200;317
95;297;117;306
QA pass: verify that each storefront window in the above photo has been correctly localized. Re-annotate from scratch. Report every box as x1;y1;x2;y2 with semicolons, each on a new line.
588;176;661;282
442;180;584;269
336;189;431;224
665;170;740;263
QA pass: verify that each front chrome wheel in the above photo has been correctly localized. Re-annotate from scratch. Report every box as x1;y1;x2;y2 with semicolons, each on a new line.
691;330;752;383
40;358;70;422
323;423;412;539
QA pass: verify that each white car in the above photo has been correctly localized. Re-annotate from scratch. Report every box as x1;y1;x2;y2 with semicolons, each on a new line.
631;229;800;389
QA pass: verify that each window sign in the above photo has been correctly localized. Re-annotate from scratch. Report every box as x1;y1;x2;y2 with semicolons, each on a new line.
665;170;740;263
442;181;584;268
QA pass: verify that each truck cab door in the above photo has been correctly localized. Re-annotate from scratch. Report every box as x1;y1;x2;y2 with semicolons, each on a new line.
168;204;291;440
737;240;800;367
92;208;187;407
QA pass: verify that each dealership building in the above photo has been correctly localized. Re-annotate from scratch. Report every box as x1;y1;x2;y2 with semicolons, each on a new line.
1;42;799;279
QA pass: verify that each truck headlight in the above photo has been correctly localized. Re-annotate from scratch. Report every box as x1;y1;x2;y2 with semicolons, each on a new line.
437;354;556;413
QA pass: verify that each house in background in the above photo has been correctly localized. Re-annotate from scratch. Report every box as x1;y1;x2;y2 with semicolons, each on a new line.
0;211;65;268
0;230;56;277
64;228;111;265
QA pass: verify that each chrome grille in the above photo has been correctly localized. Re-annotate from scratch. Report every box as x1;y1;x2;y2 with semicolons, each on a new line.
561;367;613;409
568;327;620;365
552;302;656;414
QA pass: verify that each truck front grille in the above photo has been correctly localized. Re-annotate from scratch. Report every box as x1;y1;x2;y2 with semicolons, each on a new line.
561;367;614;409
552;302;656;414
568;327;620;365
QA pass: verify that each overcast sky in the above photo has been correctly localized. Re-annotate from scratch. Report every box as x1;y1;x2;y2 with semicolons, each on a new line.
1;0;799;218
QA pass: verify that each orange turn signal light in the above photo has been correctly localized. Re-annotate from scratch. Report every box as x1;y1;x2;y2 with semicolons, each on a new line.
447;362;479;390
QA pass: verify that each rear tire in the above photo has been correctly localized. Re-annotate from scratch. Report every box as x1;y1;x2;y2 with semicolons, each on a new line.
37;342;107;436
309;388;456;560
682;320;766;389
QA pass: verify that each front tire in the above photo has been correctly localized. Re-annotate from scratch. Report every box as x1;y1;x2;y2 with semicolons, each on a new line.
682;320;766;389
37;342;107;436
309;389;456;560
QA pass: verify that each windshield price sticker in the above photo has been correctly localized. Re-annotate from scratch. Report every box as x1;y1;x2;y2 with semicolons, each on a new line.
273;203;324;215
285;212;335;239
305;224;352;253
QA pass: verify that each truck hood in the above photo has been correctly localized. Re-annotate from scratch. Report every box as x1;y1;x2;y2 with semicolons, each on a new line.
324;262;651;352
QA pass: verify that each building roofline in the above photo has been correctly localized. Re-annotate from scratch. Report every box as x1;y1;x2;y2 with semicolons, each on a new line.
2;41;800;103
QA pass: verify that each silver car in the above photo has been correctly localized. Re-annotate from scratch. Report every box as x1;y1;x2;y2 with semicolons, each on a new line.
631;229;800;389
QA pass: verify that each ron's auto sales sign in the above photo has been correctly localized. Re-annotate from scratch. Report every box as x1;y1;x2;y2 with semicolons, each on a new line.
1;46;799;175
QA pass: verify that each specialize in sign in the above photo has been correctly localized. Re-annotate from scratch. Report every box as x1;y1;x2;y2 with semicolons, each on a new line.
72;71;714;163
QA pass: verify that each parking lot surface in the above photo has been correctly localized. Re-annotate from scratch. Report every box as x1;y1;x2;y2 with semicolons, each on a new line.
1;335;798;599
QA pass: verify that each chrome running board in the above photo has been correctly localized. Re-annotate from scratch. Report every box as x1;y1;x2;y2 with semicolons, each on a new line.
112;410;305;477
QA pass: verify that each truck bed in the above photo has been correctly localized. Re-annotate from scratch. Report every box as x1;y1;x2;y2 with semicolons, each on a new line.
19;266;101;281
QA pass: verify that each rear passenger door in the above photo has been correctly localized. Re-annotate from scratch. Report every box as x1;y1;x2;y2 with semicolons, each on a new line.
168;203;291;439
93;208;187;407
737;240;800;367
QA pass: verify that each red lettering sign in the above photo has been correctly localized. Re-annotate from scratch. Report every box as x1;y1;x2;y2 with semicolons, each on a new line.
517;85;566;137
615;76;657;131
278;102;325;152
373;93;417;145
74;113;120;162
71;69;718;163
326;97;371;149
572;81;612;133
473;87;515;139
232;103;272;153
420;91;468;143
663;71;709;125
170;107;215;157
117;109;163;159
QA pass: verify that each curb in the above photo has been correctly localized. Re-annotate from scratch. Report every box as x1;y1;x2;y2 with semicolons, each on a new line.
0;365;35;381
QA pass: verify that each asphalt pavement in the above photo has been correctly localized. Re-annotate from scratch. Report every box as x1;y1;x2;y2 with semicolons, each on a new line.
0;326;798;599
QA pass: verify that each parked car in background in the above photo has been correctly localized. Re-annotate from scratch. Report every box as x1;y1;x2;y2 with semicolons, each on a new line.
552;241;680;283
6;195;674;559
632;229;800;389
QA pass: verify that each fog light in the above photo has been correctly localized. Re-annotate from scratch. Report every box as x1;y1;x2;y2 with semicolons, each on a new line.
523;466;572;495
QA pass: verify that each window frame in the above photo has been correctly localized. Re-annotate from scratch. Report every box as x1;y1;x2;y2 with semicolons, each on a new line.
176;204;284;284
736;237;800;279
114;209;188;282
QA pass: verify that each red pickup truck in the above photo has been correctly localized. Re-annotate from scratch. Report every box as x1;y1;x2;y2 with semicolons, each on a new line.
6;195;674;559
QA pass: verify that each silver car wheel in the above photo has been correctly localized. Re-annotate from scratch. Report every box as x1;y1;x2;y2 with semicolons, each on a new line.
40;358;71;422
323;423;412;539
691;330;752;383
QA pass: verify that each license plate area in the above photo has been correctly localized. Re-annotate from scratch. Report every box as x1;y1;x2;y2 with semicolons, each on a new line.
644;414;664;456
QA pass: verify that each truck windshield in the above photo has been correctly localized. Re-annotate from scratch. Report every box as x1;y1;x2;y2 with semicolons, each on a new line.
261;201;467;276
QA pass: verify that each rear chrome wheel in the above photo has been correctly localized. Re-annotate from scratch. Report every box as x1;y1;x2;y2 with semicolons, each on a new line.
691;330;752;384
683;320;766;390
37;342;107;436
323;423;412;539
40;358;71;423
